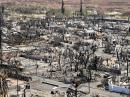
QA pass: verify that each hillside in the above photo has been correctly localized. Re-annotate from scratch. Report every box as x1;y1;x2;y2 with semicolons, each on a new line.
0;0;130;12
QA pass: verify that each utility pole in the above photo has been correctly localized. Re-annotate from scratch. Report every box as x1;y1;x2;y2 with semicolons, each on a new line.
80;0;83;16
61;0;65;14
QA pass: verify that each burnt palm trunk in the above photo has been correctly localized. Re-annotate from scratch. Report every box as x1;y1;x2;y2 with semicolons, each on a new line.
36;63;38;76
75;88;77;97
61;0;65;14
70;58;73;71
80;0;83;16
16;71;19;97
75;61;78;72
58;53;61;70
0;74;8;97
23;88;26;97
0;29;2;67
127;56;129;77
0;6;4;67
